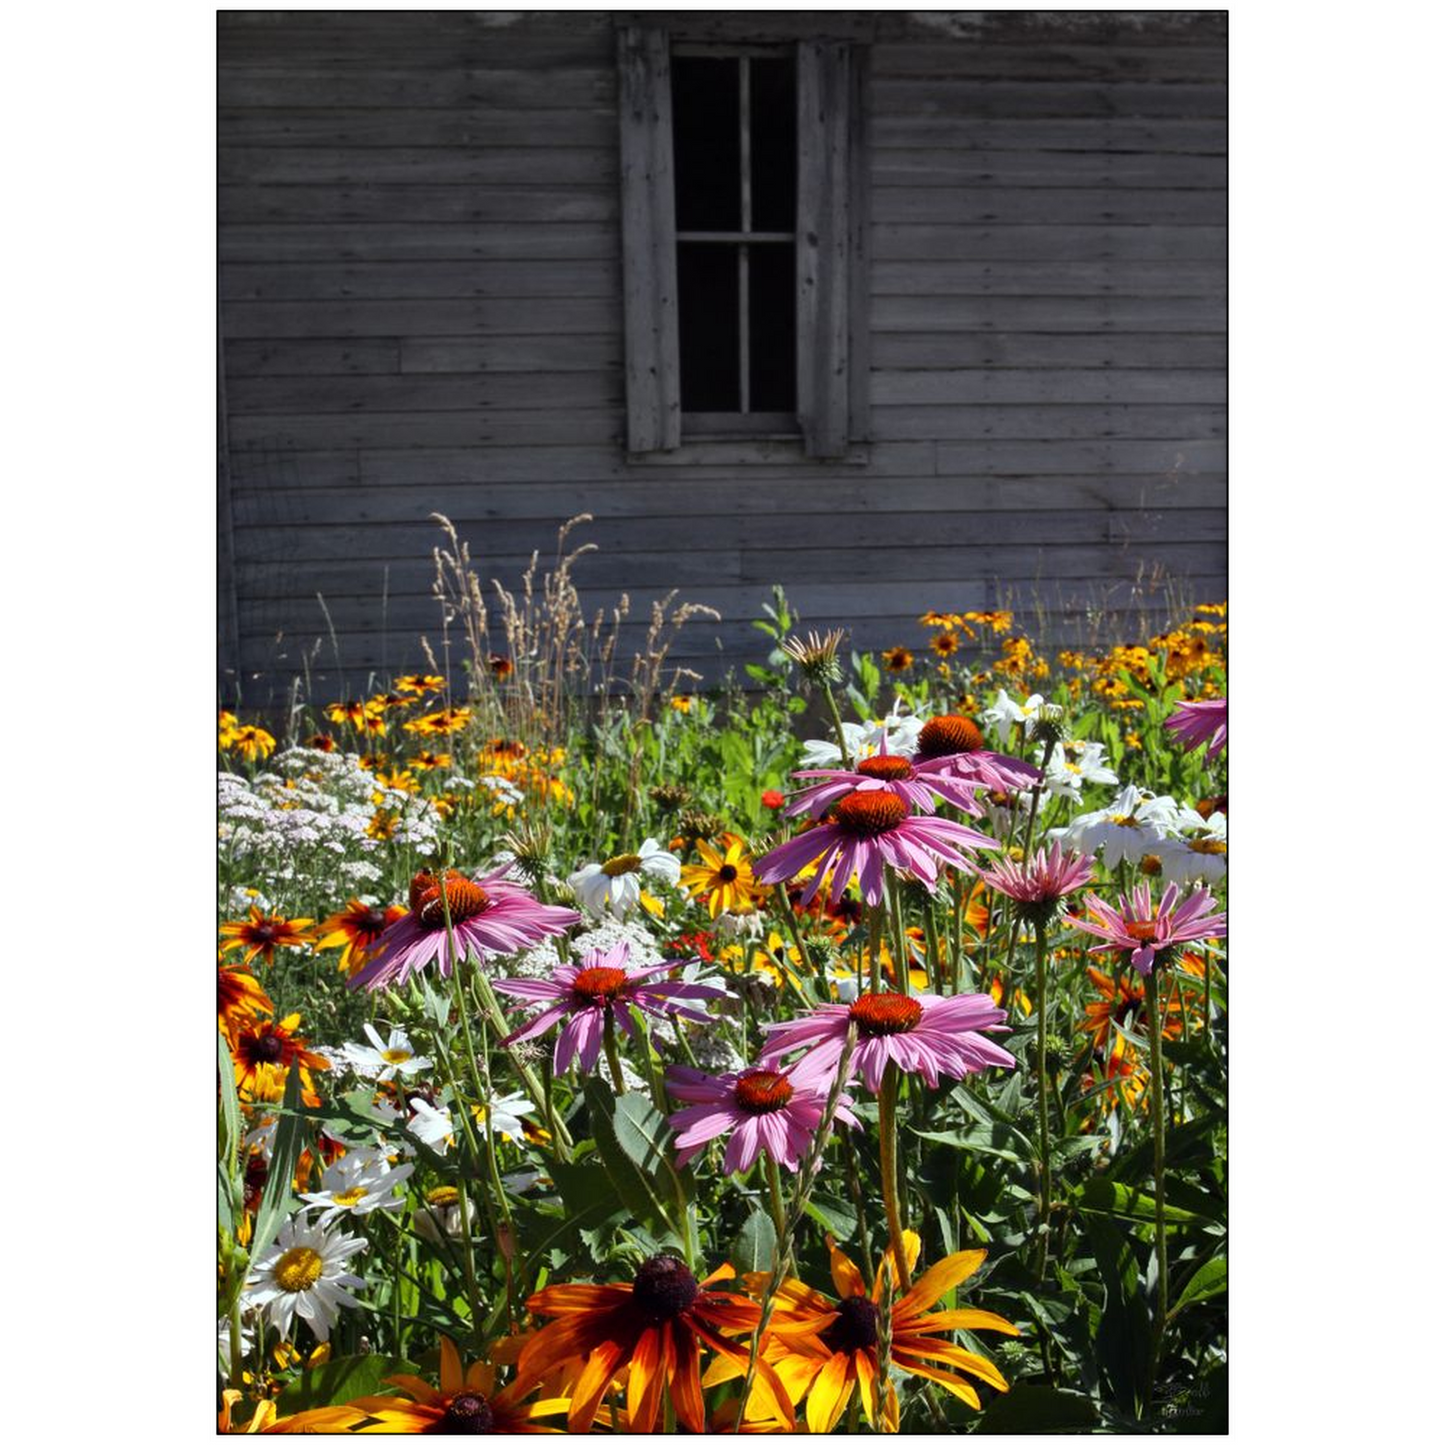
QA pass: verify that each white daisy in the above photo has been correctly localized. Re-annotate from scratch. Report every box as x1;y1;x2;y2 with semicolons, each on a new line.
798;707;925;769
298;1155;415;1225
981;689;1062;746
406;1096;456;1153
1056;784;1180;866
1041;740;1120;802
471;1090;536;1142
243;1216;367;1343
413;1186;474;1246
340;1023;432;1082
1155;809;1228;885
567;837;680;919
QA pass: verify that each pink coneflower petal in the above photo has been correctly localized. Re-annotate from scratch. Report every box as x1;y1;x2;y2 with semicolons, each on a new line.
495;943;726;1077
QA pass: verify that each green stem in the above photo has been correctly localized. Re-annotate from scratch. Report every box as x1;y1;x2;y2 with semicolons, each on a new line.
822;685;852;768
878;1061;913;1291
1146;969;1171;1386
1032;927;1054;1283
866;904;884;993
765;1157;788;1241
602;1011;627;1095
228;1292;244;1392
922;897;944;995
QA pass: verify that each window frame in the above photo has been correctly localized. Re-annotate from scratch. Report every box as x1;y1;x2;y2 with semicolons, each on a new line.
617;25;869;462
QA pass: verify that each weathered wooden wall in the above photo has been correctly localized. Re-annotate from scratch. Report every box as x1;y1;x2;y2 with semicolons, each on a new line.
218;9;1225;705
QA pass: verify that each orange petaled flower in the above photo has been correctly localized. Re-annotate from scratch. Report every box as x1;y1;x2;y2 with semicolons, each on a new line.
488;654;515;679
227;725;277;764
219;908;314;968
303;733;337;752
680;833;761;918
219;962;274;1045
1077;960;1200;1059
394;673;445;696
412;749;451;771
230;1013;330;1106
930;630;962;659
338;1336;568;1433
312;900;408;977
405;706;473;736
513;1256;793;1433
919;611;965;629
325;700;369;729
882;646;914;673
709;1233;1018;1431
369;691;415;712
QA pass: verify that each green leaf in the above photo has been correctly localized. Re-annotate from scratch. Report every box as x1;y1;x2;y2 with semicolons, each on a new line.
731;1209;778;1276
274;1354;417;1413
612;1092;673;1175
581;1080;677;1237
251;1064;307;1264
218;1032;243;1230
803;1194;856;1242
1073;1177;1215;1227
976;1384;1098;1433
1081;1214;1151;1415
1171;1254;1226;1314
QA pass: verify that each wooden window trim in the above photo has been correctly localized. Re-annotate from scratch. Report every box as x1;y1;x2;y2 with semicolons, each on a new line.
618;24;869;462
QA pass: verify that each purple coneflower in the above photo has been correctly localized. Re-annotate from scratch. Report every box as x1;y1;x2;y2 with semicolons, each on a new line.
493;942;725;1074
1164;698;1227;762
785;738;988;820
1068;881;1227;976
754;790;996;907
664;1064;860;1174
910;714;1043;793
347;867;580;992
759;991;1015;1094
975;842;1095;927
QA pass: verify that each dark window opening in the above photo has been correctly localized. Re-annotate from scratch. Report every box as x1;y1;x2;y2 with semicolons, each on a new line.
671;49;797;420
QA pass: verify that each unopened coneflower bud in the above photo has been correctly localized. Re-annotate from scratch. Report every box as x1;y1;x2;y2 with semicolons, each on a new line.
649;783;692;812
501;821;552;889
781;628;847;687
1032;709;1068;747
678;808;725;842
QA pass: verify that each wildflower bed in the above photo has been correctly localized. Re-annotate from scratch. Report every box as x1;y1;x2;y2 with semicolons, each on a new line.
218;593;1227;1434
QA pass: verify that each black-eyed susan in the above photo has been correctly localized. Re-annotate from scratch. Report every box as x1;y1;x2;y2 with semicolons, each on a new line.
227;725;277;764
404;706;472;737
488;653;515;679
394;673;445;696
302;732;336;752
324;700;368;729
219;961;273;1045
679;833;761;918
882;646;914;672
412;749;451;771
930;630;961;659
312;899;409;977
219;907;314;968
709;1233;1018;1431
338;1336;567;1433
918;610;965;629
512;1255;790;1433
230;1013;330;1106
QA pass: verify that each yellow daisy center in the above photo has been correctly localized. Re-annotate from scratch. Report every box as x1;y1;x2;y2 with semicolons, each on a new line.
381;1048;412;1064
1189;838;1228;855
601;853;643;877
331;1186;369;1208
274;1246;324;1292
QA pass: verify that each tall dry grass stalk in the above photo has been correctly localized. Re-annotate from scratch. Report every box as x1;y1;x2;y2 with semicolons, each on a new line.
428;514;718;749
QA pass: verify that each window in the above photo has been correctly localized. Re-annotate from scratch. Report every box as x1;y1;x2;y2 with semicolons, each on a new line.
618;27;867;458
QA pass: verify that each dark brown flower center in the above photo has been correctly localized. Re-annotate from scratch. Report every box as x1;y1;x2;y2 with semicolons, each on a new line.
717;864;739;883
433;1391;494;1434
632;1254;700;1323
572;965;630;1003
253;1032;285;1062
821;1295;880;1353
916;715;985;759
856;754;912;781
409;871;490;929
832;791;907;837
733;1069;794;1115
253;922;279;944
849;992;923;1036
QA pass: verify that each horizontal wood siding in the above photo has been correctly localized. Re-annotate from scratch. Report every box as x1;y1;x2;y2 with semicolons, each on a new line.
219;10;1225;705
